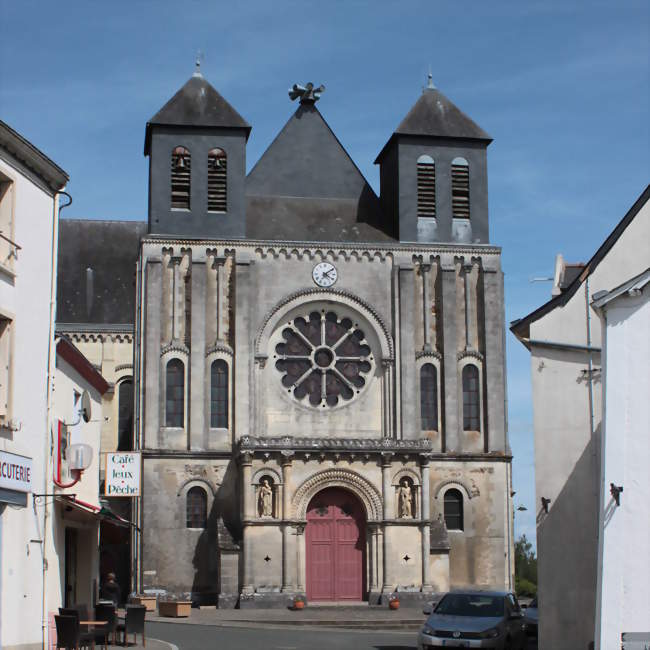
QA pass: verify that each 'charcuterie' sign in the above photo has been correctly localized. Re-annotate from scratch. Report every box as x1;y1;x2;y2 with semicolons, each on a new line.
104;452;141;497
0;451;33;493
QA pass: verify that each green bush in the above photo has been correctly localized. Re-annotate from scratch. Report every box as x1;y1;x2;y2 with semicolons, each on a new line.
515;576;537;598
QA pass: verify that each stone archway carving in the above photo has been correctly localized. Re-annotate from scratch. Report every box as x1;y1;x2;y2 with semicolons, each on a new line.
255;288;394;360
292;468;383;521
432;478;479;500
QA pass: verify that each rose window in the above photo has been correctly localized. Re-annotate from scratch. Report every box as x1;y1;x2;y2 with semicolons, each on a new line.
274;310;373;407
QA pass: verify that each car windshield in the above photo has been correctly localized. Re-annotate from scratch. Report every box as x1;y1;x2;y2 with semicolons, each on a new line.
528;598;537;608
434;594;504;617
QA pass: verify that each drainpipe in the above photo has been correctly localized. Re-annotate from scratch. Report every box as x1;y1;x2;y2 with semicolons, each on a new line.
41;190;71;649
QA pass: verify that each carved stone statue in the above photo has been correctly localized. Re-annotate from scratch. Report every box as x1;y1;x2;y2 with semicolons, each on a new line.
258;479;273;517
397;478;413;518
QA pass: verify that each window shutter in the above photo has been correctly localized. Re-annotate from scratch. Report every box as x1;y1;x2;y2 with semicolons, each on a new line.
451;161;470;218
171;147;191;210
207;149;227;212
417;160;436;217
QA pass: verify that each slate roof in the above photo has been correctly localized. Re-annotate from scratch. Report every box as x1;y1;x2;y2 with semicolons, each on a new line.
57;219;146;325
246;196;394;242
144;73;251;155
0;119;68;194
246;103;392;241
375;86;491;163
511;184;650;343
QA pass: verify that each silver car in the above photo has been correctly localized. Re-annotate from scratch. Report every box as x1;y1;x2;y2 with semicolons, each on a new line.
417;590;527;649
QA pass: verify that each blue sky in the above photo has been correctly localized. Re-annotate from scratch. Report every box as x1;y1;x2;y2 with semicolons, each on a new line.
2;1;648;547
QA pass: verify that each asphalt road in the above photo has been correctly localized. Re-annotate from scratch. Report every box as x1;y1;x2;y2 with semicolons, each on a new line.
148;621;538;650
148;621;418;650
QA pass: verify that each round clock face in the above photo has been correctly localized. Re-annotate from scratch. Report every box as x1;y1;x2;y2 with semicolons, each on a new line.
312;262;338;287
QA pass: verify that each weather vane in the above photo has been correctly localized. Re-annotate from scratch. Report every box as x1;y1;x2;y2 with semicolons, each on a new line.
288;82;325;104
194;50;204;77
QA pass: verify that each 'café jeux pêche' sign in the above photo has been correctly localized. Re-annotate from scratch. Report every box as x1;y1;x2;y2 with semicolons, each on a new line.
104;452;141;496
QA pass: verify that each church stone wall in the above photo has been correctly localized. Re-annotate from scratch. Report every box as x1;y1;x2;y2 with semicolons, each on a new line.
141;456;237;602
137;238;511;604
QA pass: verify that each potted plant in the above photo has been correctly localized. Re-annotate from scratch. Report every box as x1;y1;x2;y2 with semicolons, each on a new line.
388;593;400;610
158;594;192;618
292;594;306;610
130;593;157;611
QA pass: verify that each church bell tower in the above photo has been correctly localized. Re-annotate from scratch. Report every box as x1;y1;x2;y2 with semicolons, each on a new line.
144;63;251;238
375;74;492;244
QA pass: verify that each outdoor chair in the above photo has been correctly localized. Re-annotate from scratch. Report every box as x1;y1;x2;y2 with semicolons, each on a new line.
94;603;117;646
59;607;80;620
116;604;146;647
54;614;95;650
72;603;90;621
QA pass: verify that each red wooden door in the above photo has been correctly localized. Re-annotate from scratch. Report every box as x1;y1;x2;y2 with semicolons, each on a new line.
306;488;366;601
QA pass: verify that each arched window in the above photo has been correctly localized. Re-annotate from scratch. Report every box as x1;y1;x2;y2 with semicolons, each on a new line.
210;359;228;428
462;364;480;431
186;486;207;528
171;146;191;210
444;489;464;531
420;363;438;431
207;148;227;212
165;359;184;428
451;157;469;219
417;155;436;217
117;379;133;451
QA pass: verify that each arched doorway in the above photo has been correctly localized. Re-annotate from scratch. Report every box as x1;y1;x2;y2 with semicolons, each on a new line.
306;487;366;601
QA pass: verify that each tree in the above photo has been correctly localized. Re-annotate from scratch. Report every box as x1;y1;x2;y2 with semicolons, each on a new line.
514;534;537;597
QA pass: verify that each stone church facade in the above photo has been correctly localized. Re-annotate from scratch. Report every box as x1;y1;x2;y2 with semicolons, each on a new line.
135;71;513;606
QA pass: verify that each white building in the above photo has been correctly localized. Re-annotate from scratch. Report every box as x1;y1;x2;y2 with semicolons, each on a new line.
45;335;108;645
592;269;650;650
511;185;650;650
0;121;68;650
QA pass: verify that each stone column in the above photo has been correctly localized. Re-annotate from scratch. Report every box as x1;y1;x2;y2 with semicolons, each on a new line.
281;452;294;592
482;266;507;452
241;452;254;593
381;454;395;592
143;260;161;449
295;524;306;592
171;256;182;342
421;264;432;350
399;265;417;439
441;263;460;451
420;456;432;590
189;260;206;450
381;360;394;439
368;524;379;592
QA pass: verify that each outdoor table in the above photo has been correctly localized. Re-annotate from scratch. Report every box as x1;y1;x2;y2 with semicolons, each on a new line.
79;621;109;650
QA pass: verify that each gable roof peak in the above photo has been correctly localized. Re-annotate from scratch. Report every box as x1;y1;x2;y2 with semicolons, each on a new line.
144;74;251;155
375;82;491;163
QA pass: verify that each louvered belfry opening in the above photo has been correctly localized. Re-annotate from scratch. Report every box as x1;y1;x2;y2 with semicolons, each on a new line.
207;148;227;212
417;155;436;217
451;157;470;218
171;146;191;209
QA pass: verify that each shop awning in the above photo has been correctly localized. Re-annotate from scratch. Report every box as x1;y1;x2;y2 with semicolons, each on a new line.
56;495;101;525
